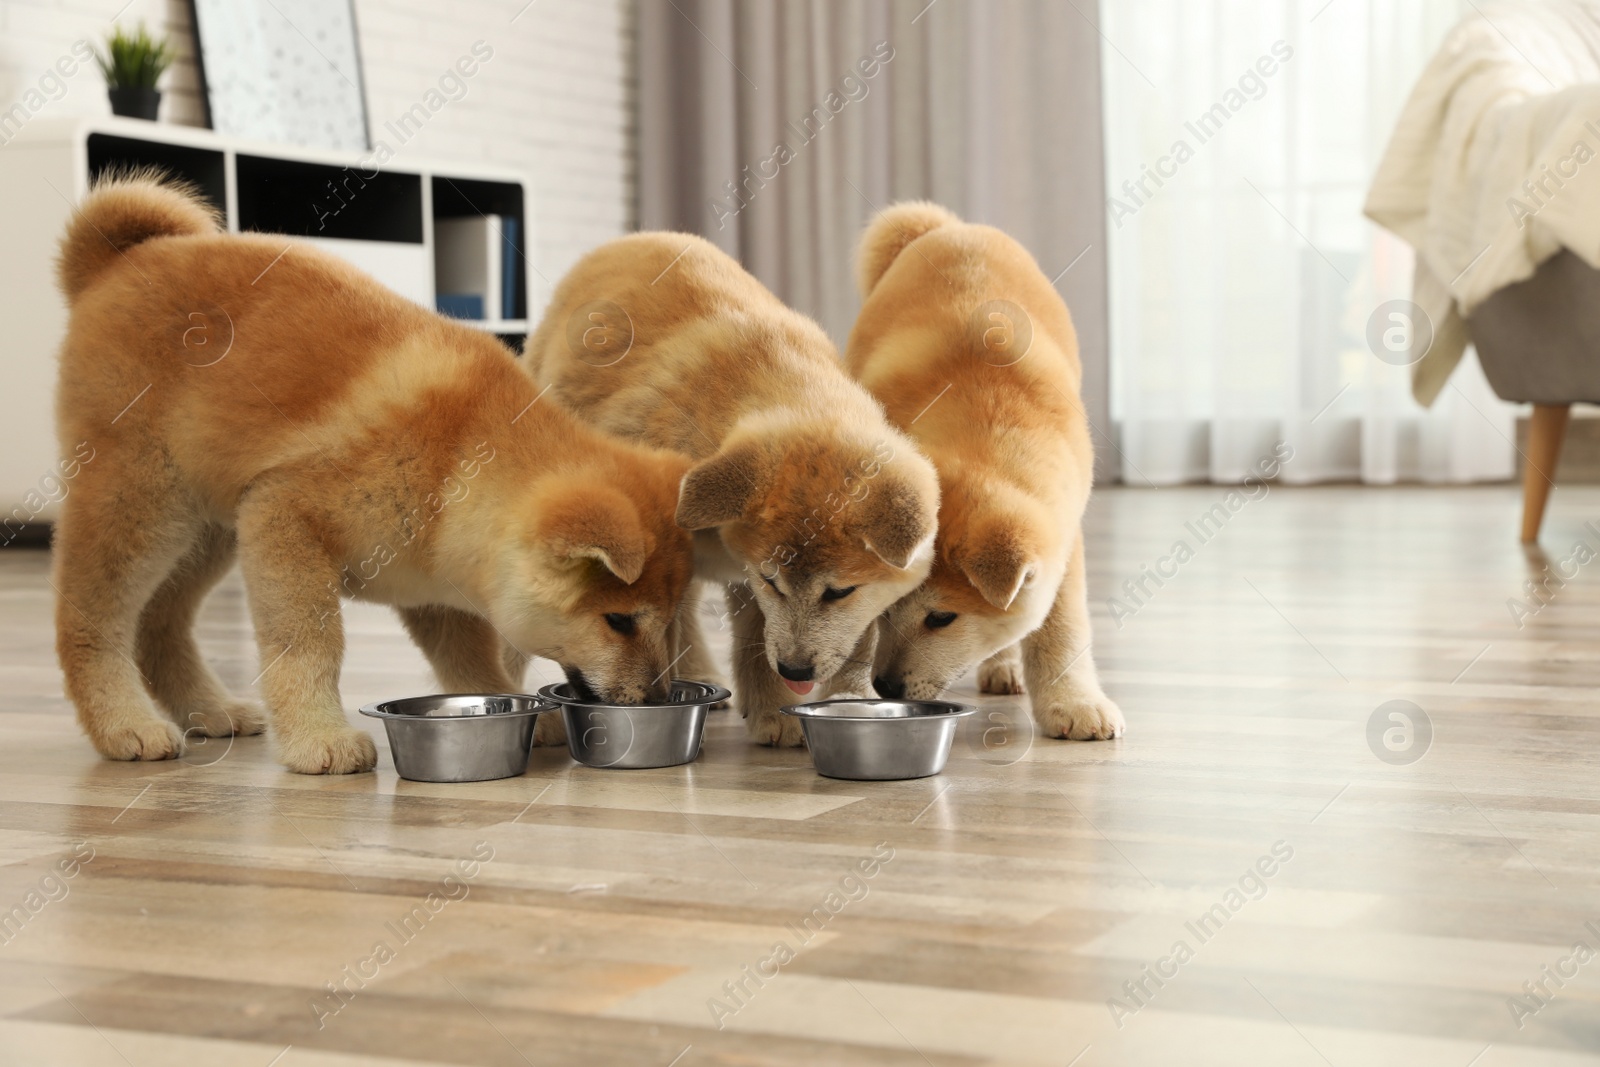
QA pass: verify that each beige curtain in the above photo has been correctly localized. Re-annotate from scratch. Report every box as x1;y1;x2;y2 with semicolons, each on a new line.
637;0;1115;483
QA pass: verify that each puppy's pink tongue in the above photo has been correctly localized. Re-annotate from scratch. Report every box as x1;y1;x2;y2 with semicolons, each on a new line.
782;679;815;695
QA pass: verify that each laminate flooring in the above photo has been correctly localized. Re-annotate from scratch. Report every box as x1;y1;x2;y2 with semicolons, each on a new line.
2;484;1598;1066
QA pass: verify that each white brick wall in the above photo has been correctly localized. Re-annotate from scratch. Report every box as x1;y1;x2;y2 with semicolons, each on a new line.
0;0;636;312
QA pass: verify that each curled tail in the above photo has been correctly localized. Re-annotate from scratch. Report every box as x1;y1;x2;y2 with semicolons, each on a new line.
855;201;961;298
56;171;219;302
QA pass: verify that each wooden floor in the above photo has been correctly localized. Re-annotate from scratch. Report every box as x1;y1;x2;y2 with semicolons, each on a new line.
3;484;1600;1066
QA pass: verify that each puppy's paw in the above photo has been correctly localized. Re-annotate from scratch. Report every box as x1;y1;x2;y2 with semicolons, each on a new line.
533;710;569;747
94;717;185;761
180;700;267;738
978;657;1025;695
1037;694;1125;741
746;707;806;747
279;726;377;775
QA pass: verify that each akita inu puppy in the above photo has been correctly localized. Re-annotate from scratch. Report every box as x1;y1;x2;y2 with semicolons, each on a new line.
53;177;694;774
846;203;1123;740
527;233;939;745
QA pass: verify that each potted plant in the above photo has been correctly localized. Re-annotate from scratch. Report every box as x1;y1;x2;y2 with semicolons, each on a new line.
96;24;172;121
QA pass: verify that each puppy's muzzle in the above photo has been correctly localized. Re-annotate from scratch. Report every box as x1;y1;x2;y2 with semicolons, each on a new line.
872;675;906;699
777;661;815;682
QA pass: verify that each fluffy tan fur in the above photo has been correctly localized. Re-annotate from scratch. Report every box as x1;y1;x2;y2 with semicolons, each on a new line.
527;232;940;745
847;202;1123;740
52;176;694;774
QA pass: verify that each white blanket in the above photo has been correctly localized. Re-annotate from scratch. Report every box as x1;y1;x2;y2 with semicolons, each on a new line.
1364;0;1600;406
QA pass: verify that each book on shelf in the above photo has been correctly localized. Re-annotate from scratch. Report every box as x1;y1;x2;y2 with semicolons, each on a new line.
435;293;484;320
499;216;520;320
433;215;501;321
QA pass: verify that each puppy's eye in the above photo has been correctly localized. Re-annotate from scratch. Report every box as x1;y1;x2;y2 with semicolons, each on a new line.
821;585;857;602
761;574;781;594
603;612;636;636
924;611;958;629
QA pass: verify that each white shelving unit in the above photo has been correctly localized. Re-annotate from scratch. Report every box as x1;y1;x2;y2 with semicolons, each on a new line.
0;116;534;536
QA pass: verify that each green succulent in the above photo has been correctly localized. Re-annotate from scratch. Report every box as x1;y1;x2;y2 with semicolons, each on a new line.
96;24;172;90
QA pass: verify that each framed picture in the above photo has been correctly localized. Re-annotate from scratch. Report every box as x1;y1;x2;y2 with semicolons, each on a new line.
188;0;369;151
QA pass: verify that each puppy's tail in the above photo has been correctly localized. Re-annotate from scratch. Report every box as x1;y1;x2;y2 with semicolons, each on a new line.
56;170;219;302
855;201;961;298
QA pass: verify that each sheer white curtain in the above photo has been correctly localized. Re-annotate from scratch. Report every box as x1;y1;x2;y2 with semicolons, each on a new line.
1102;0;1517;485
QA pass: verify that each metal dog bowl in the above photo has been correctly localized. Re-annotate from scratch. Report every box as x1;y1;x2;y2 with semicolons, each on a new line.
537;679;730;769
781;698;977;780
358;694;549;782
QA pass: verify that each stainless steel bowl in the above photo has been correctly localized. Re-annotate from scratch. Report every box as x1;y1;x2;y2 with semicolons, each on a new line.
537;679;730;769
781;698;977;780
358;693;549;782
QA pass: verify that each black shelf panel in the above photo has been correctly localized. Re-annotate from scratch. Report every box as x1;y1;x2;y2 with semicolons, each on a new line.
87;134;226;216
237;155;422;243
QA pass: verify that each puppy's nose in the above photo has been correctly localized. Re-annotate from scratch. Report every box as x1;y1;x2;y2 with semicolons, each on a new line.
776;661;814;682
873;675;905;699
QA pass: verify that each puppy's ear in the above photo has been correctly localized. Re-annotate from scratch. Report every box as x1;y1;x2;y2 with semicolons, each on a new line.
541;484;653;584
677;441;768;530
859;470;939;570
957;514;1040;609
